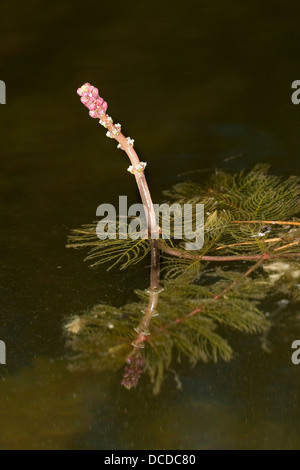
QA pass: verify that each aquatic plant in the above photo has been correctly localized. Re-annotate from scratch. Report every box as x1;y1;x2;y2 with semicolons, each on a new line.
67;83;300;393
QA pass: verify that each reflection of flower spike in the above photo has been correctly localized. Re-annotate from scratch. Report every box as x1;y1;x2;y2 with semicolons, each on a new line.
121;352;145;389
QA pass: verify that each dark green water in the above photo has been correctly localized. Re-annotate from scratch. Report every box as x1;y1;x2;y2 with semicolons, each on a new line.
1;0;300;449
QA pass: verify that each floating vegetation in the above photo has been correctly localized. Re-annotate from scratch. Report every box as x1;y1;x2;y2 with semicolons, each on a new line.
67;84;300;393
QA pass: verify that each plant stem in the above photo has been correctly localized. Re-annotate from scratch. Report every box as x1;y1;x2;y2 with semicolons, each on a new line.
216;238;282;250
150;240;161;290
105;118;160;238
159;242;300;262
232;220;300;226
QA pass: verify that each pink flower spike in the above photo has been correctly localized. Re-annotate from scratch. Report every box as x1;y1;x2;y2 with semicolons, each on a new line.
88;102;98;111
89;110;99;118
89;87;99;98
80;96;90;105
77;83;91;96
77;83;108;118
95;97;103;107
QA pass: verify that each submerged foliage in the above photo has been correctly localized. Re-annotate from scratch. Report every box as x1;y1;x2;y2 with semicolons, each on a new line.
66;165;300;393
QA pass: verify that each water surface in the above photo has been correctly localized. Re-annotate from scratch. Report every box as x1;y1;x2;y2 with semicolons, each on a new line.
1;0;300;449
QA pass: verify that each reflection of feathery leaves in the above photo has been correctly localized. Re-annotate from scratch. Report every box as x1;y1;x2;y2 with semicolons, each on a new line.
66;270;270;393
161;256;201;281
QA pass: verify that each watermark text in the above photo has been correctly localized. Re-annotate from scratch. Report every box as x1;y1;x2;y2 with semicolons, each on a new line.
96;196;204;250
0;80;6;104
0;340;6;364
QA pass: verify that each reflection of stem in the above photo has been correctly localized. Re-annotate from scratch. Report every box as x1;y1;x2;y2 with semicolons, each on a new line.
150;240;161;290
153;256;265;336
213;256;264;299
121;241;161;389
132;239;161;345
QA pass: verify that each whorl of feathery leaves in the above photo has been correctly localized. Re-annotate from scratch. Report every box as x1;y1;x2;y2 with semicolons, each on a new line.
67;165;300;272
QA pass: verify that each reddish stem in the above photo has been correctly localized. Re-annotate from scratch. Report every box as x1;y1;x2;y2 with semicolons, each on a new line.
104;116;160;238
232;220;300;227
159;242;300;262
153;256;265;337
